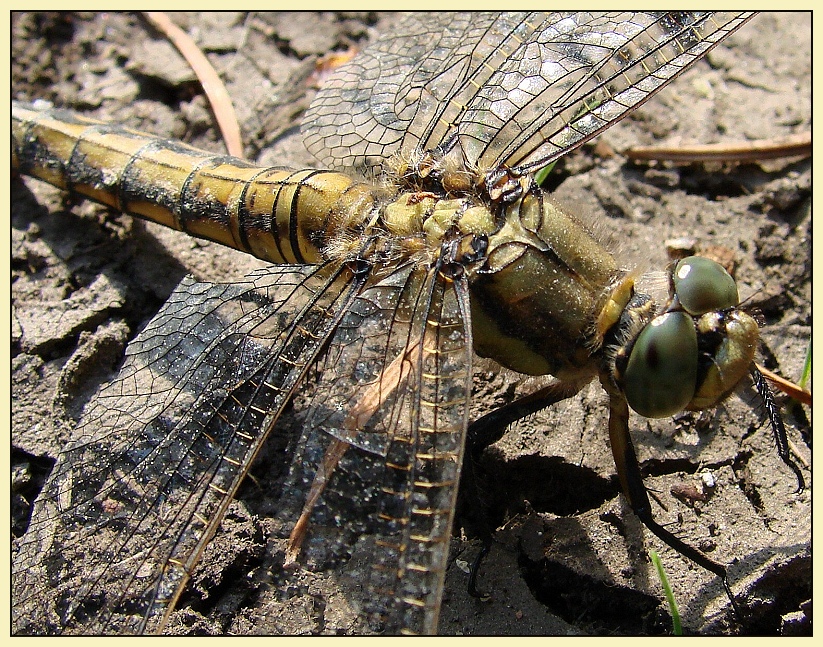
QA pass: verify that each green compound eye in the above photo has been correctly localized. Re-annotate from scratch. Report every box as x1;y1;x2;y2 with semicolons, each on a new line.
673;256;739;315
624;311;698;418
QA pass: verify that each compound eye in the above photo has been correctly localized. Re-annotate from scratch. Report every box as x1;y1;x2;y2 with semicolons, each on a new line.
673;256;739;315
624;311;698;418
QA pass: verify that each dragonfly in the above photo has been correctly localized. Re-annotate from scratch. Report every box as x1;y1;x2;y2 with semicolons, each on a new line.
11;12;810;636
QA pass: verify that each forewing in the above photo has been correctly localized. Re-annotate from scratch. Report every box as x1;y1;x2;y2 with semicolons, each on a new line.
303;12;519;172
281;263;474;634
462;11;753;175
12;263;363;635
302;12;752;176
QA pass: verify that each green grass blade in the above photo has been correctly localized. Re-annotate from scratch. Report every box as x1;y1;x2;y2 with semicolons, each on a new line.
799;339;811;389
533;160;557;187
650;550;682;635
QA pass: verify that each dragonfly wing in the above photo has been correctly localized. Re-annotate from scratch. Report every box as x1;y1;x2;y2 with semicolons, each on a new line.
281;262;474;634
463;11;754;174
303;11;526;172
302;12;753;177
12;263;365;635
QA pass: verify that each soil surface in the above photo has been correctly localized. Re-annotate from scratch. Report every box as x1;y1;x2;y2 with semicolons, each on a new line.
11;12;811;636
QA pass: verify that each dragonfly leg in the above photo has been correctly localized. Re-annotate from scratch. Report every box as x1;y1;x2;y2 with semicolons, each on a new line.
466;380;585;460
461;380;585;599
466;541;491;600
606;392;741;621
750;367;805;494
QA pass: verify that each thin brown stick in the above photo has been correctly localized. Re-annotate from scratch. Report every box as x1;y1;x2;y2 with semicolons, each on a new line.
285;437;350;565
756;362;811;407
144;11;244;158
625;132;810;163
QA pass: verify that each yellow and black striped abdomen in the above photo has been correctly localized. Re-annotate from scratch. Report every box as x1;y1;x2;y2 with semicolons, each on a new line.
12;101;377;265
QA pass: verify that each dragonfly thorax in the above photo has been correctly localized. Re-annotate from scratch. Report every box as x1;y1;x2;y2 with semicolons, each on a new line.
376;192;496;268
466;190;619;378
465;184;761;423
386;146;482;198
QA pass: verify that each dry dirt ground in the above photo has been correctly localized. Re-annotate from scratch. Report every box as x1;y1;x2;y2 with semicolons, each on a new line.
11;12;811;636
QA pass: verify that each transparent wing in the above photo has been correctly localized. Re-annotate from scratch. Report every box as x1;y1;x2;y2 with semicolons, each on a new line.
303;12;514;171
13;257;474;636
281;262;474;634
303;11;753;177
12;263;365;635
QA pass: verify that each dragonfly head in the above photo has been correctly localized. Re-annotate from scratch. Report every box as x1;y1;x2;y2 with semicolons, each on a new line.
610;256;760;418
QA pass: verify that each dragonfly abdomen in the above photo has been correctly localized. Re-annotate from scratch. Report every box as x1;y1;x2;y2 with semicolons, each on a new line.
12;101;377;265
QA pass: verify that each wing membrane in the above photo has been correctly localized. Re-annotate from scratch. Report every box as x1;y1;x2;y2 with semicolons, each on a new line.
12;263;364;634
303;12;527;172
303;12;753;177
13;257;474;635
283;263;474;634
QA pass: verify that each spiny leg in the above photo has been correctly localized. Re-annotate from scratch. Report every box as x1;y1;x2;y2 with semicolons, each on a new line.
462;378;744;619
461;380;585;598
605;392;741;619
750;367;805;493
